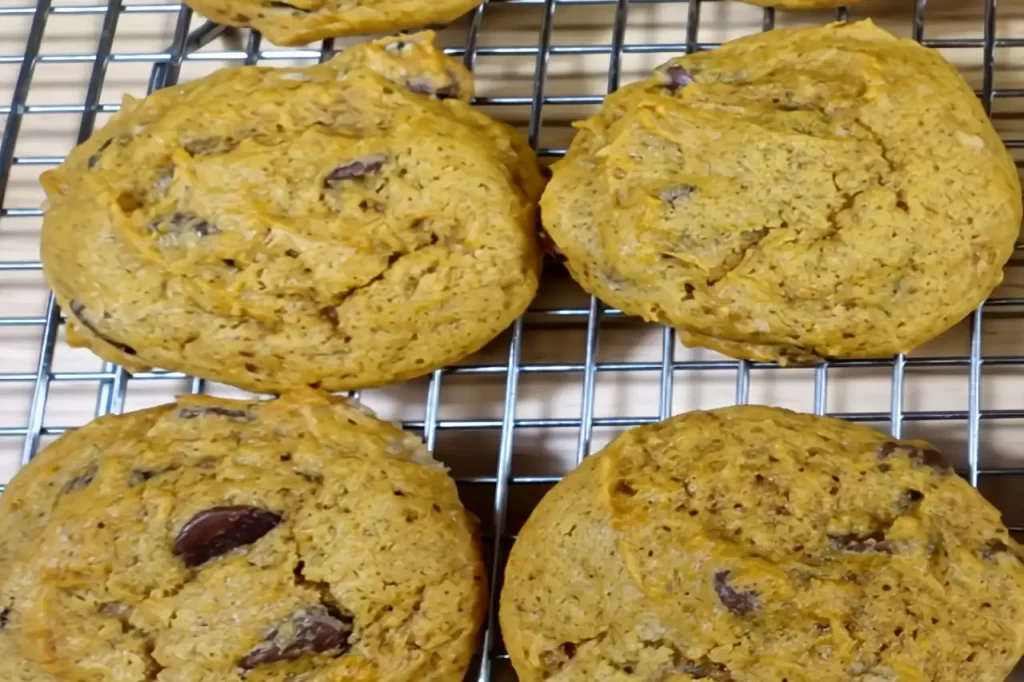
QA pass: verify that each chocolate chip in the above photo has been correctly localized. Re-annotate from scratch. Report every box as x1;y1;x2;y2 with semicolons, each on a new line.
876;442;950;473
915;447;950;472
129;464;180;487
61;465;97;495
176;406;252;421
713;570;757;615
182;137;240;156
407;78;459;100
319;306;339;326
148;212;219;238
240;605;352;670
173;506;282;568
828;531;891;554
407;80;434;96
324;155;387;186
980;539;1022;564
87;138;113;169
663;65;695;92
67;300;138;356
978;540;1003;557
434;84;460;100
660;184;696;206
560;642;576;659
682;657;731;680
0;608;10;629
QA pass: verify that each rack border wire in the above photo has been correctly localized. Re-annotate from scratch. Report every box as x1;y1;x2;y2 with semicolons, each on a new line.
0;0;1019;678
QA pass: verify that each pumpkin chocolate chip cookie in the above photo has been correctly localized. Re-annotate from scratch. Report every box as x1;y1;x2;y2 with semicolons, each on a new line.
41;31;543;393
0;389;485;682
500;406;1024;682
541;21;1021;364
184;0;483;47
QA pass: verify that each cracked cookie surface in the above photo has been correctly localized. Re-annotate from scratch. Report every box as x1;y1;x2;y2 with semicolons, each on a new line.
41;31;543;393
181;0;483;47
0;389;486;682
540;21;1020;364
500;406;1024;682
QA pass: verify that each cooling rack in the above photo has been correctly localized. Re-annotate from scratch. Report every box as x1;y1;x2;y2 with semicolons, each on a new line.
3;0;1024;679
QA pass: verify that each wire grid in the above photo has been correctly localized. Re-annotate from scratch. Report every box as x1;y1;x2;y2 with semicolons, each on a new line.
1;0;1023;679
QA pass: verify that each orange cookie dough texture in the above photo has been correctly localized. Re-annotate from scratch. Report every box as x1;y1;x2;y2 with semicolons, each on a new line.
500;406;1024;682
41;32;543;393
540;21;1021;364
0;389;486;682
184;0;483;47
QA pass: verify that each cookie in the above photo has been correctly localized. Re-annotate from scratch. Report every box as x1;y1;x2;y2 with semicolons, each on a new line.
0;389;486;682
501;406;1024;682
41;31;543;393
183;0;483;47
540;21;1021;364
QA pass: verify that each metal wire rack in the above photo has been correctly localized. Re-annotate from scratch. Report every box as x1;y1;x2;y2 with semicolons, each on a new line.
2;0;1024;679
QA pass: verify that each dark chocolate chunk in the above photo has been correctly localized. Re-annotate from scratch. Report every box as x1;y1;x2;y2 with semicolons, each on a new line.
324;155;387;186
67;300;138;356
148;212;219;238
828;531;891;554
129;464;180;487
876;441;950;473
434;84;460;100
713;570;757;615
182;137;240;156
87;138;113;169
173;506;282;568
983;540;1009;559
176;406;252;421
239;605;352;670
915;447;950;472
407;79;434;96
319;306;339;326
407;78;459;100
660;184;696;206
61;465;97;494
681;657;732;680
663;65;695;92
981;539;1022;564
